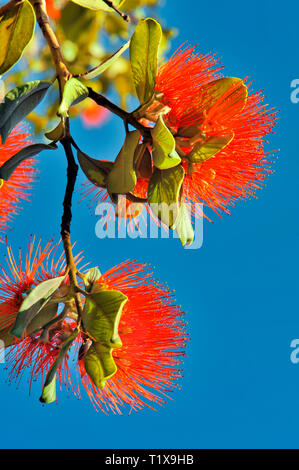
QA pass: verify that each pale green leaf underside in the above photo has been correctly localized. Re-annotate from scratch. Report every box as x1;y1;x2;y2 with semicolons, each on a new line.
77;149;113;188
151;116;181;169
107;130;139;195
82;288;128;346
189;133;234;163
71;0;123;11
129;18;162;104
82;41;130;81
202;77;248;115
58;78;88;118
11;276;65;339
174;199;194;246
148;165;185;228
40;329;79;404
84;343;117;389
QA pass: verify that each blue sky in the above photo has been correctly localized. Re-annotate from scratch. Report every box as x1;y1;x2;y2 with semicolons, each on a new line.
1;0;299;449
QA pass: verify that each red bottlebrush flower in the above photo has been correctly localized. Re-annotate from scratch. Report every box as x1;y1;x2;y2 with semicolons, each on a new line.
3;257;186;414
45;0;61;19
81;46;276;227
78;261;187;413
0;123;37;234
0;237;67;338
81;102;110;129
154;46;277;217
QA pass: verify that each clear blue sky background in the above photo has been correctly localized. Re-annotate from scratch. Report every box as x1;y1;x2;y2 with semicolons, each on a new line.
0;0;298;449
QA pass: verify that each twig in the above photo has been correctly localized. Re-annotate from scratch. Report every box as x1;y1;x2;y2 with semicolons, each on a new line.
60;136;83;320
102;0;130;22
88;88;151;140
30;0;71;97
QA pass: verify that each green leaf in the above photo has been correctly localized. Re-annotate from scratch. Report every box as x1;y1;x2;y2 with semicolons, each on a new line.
84;342;117;389
84;267;102;292
151;116;181;169
174;199;194;246
40;329;79;404
0;80;51;144
107;130;139;195
201;77;248;116
134;143;152;179
58;78;88;118
26;303;58;336
0;0;35;75
11;276;65;339
71;0;123;11
129;18;162;104
82;288;128;347
45;121;65;141
148;165;185;228
0;142;57;181
188;133;234;163
81;41;130;80
77;150;113;188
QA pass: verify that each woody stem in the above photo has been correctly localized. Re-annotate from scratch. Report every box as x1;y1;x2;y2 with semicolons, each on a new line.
29;0;71;96
60;137;83;319
87;88;151;140
102;0;130;22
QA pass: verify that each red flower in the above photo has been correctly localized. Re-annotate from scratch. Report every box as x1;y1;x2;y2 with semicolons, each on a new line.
82;46;276;225
81;102;110;128
154;46;277;217
0;123;37;234
45;0;61;19
0;237;67;339
3;256;186;414
79;261;187;413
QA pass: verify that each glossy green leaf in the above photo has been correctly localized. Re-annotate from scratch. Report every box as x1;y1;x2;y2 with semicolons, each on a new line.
71;0;123;11
174;199;194;246
0;0;35;75
84;267;102;292
82;41;129;80
107;130;139;195
82;288;128;347
40;329;79;404
134;143;152;179
201;77;248;116
151;116;181;169
11;276;65;339
0;330;16;348
0;80;51;144
84;342;117;389
26;303;58;336
77;150;113;188
58;78;89;118
129;18;162;104
148;165;185;228
0;143;57;181
188;133;234;163
45;121;65;141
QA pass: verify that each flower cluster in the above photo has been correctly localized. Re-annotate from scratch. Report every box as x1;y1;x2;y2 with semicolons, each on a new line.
1;239;187;414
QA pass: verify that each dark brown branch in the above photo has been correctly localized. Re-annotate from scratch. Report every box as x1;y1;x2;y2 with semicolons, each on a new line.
102;0;130;22
60;137;83;319
88;88;151;140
